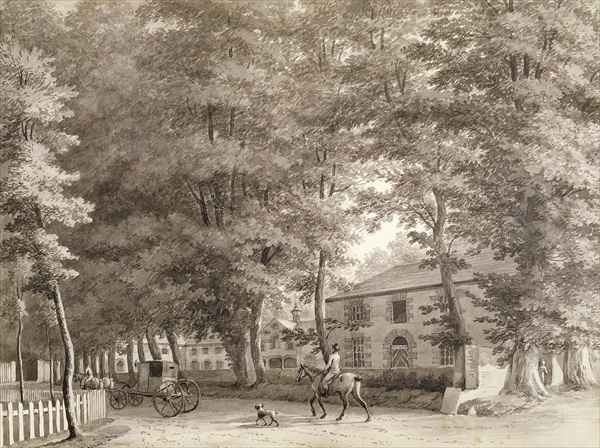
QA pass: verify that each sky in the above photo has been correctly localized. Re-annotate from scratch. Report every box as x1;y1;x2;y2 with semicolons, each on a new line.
51;0;79;15
350;218;399;259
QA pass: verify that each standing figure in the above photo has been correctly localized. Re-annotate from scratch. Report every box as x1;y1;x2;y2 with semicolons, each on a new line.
539;359;549;385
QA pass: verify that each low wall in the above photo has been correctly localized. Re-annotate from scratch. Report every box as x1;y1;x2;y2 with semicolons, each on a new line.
182;367;453;392
199;383;444;411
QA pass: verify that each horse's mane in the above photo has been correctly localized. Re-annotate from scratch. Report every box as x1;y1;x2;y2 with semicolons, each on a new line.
300;363;323;376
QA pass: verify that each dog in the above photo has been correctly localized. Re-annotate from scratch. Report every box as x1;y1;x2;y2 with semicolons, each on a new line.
254;403;279;427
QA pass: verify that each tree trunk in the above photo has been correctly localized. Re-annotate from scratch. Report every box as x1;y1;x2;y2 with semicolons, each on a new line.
146;327;162;360
563;344;597;388
51;284;81;439
17;309;24;403
249;296;266;385
165;330;181;370
439;255;467;388
314;249;330;364
501;345;549;399
136;336;146;363
48;327;54;401
101;350;109;377
126;341;136;385
108;346;116;378
225;336;251;387
433;187;468;388
92;352;99;377
97;352;104;378
85;352;92;374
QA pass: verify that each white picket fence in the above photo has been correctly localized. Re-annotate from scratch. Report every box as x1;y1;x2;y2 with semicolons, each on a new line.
0;389;52;404
0;364;15;385
0;390;106;446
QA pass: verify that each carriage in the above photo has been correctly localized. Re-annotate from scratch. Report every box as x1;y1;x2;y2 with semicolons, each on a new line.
108;360;200;417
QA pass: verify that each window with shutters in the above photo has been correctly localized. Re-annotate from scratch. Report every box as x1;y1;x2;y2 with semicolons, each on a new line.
392;300;407;323
352;337;366;368
349;301;368;323
191;348;197;355
202;347;209;354
191;360;199;370
204;360;212;370
216;360;224;369
440;345;454;366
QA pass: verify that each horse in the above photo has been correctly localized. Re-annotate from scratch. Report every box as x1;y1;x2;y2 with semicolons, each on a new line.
296;363;371;422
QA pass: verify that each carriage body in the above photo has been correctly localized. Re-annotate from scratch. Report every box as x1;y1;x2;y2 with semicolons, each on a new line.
136;360;179;394
108;360;200;417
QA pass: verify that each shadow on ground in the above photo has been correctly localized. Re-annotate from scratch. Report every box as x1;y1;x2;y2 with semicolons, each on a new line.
21;419;131;448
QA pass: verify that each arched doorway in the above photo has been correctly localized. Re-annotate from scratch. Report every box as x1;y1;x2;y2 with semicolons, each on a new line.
268;357;282;369
284;358;297;369
390;336;410;368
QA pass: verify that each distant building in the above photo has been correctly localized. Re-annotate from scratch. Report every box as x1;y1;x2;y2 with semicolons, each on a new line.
113;333;230;374
260;305;321;370
325;252;514;370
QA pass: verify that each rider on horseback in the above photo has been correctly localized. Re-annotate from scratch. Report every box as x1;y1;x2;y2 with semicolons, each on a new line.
320;343;341;396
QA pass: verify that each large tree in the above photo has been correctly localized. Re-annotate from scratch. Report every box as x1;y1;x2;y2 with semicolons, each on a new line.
418;0;600;398
0;37;92;437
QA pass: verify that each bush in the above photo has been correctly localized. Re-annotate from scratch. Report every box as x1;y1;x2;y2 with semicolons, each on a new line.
367;368;451;392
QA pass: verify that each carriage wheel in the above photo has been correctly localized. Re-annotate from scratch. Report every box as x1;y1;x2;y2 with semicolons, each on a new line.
152;382;184;417
178;379;201;413
122;384;144;406
109;389;128;410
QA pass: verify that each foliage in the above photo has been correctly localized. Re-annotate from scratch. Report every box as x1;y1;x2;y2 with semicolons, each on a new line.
280;317;371;354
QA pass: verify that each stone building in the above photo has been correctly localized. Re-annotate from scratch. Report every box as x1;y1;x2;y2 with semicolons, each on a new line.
326;252;514;371
260;305;320;370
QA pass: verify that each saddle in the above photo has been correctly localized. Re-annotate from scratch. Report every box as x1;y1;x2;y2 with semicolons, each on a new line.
320;372;342;396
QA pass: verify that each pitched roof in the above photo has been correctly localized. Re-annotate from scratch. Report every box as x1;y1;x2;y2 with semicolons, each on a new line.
264;318;296;331
297;319;316;331
328;251;515;302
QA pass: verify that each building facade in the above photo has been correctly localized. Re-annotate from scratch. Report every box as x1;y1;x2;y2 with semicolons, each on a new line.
260;306;321;370
114;333;230;374
326;253;514;370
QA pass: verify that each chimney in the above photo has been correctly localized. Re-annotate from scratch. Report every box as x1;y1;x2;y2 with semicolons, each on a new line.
291;304;301;324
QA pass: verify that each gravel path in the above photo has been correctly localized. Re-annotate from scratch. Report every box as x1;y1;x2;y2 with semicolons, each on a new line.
87;389;599;448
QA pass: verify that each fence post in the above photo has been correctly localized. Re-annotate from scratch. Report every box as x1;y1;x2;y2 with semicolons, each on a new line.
91;391;96;421
62;399;67;430
0;402;4;447
28;402;35;440
55;400;61;433
77;394;81;424
37;401;44;438
82;394;87;425
17;402;24;442
7;402;13;445
47;399;53;435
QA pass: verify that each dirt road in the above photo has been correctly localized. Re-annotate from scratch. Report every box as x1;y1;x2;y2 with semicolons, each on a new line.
85;389;599;448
